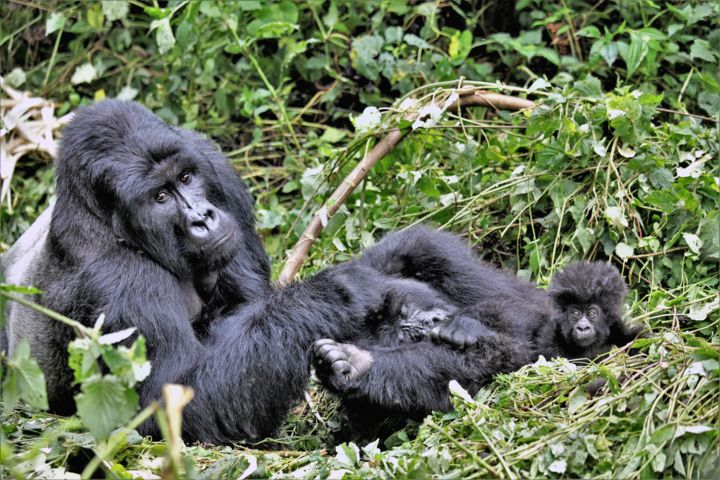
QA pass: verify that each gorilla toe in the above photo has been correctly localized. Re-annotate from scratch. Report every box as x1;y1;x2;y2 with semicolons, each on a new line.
313;339;374;391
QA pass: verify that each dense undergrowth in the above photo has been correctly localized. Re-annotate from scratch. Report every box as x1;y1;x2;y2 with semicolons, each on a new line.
1;1;718;478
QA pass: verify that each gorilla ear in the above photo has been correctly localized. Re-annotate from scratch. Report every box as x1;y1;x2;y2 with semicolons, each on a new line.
111;212;134;247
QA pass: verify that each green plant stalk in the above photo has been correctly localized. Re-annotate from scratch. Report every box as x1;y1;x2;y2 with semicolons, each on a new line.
42;22;65;89
81;403;158;479
0;291;91;338
225;26;301;152
244;49;302;152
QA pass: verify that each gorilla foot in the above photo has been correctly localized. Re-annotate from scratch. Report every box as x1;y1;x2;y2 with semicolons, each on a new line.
313;339;374;391
430;315;495;349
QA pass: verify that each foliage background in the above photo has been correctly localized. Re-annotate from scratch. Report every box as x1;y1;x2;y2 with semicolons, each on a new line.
1;0;718;478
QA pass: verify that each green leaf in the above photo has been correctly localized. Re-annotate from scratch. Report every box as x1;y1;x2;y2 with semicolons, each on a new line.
651;424;676;445
238;0;262;10
690;39;716;62
246;1;298;38
150;18;175;54
319;127;347;144
75;376;138;441
5;68;26;87
68;338;102;383
247;21;296;39
199;2;222;17
45;12;67;35
86;2;104;31
2;339;48;413
449;30;473;63
622;33;648;78
351;34;384;81
143;6;170;19
576;26;600;38
70;63;97;85
600;42;618;66
102;1;129;22
574;75;603;97
567;387;587;415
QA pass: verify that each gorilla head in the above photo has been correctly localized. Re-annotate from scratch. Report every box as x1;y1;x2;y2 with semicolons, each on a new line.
54;101;254;278
548;261;628;351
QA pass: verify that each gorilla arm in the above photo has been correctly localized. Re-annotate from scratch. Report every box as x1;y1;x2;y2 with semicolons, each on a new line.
93;258;385;444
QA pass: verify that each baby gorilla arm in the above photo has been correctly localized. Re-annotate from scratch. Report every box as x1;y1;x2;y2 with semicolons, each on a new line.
429;314;496;349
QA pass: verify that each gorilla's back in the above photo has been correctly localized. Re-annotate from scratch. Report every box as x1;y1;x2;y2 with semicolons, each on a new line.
1;207;54;360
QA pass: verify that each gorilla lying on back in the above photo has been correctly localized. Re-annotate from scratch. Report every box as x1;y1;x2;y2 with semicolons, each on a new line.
1;100;392;444
314;228;642;419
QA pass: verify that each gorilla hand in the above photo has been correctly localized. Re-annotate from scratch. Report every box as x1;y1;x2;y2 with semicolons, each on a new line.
313;339;374;391
430;315;495;349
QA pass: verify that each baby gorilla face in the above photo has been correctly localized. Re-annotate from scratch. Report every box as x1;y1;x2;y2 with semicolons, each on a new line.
371;278;456;345
560;303;610;349
396;304;451;342
567;305;601;346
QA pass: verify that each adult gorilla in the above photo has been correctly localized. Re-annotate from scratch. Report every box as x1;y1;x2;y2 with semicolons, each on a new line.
1;100;387;444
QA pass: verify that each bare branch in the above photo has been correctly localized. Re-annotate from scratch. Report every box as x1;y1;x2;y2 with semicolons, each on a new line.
277;88;535;285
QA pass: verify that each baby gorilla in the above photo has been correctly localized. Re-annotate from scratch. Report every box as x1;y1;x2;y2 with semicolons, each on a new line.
432;261;642;359
369;278;457;345
315;277;466;384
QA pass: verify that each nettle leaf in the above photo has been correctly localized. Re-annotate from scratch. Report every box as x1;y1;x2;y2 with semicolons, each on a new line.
622;33;648;78
75;376;139;441
246;1;298;38
351;34;384;81
68;337;103;383
2;339;48;413
149;18;175;55
689;39;716;62
567;387;587;415
449;30;473;63
102;1;129;22
600;42;618;66
615;242;635;259
45;12;67;35
70;63;97;85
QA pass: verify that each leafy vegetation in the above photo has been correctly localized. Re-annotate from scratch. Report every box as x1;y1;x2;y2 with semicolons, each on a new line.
1;0;718;478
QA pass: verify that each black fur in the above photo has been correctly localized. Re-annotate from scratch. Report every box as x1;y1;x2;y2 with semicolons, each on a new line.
313;228;641;422
1;100;390;444
313;227;541;420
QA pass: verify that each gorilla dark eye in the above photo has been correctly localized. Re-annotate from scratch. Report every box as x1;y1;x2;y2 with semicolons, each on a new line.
587;307;598;318
155;190;171;203
572;310;582;319
179;171;192;184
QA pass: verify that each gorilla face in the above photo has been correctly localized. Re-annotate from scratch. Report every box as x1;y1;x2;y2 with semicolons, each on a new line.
111;151;242;277
557;303;610;348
